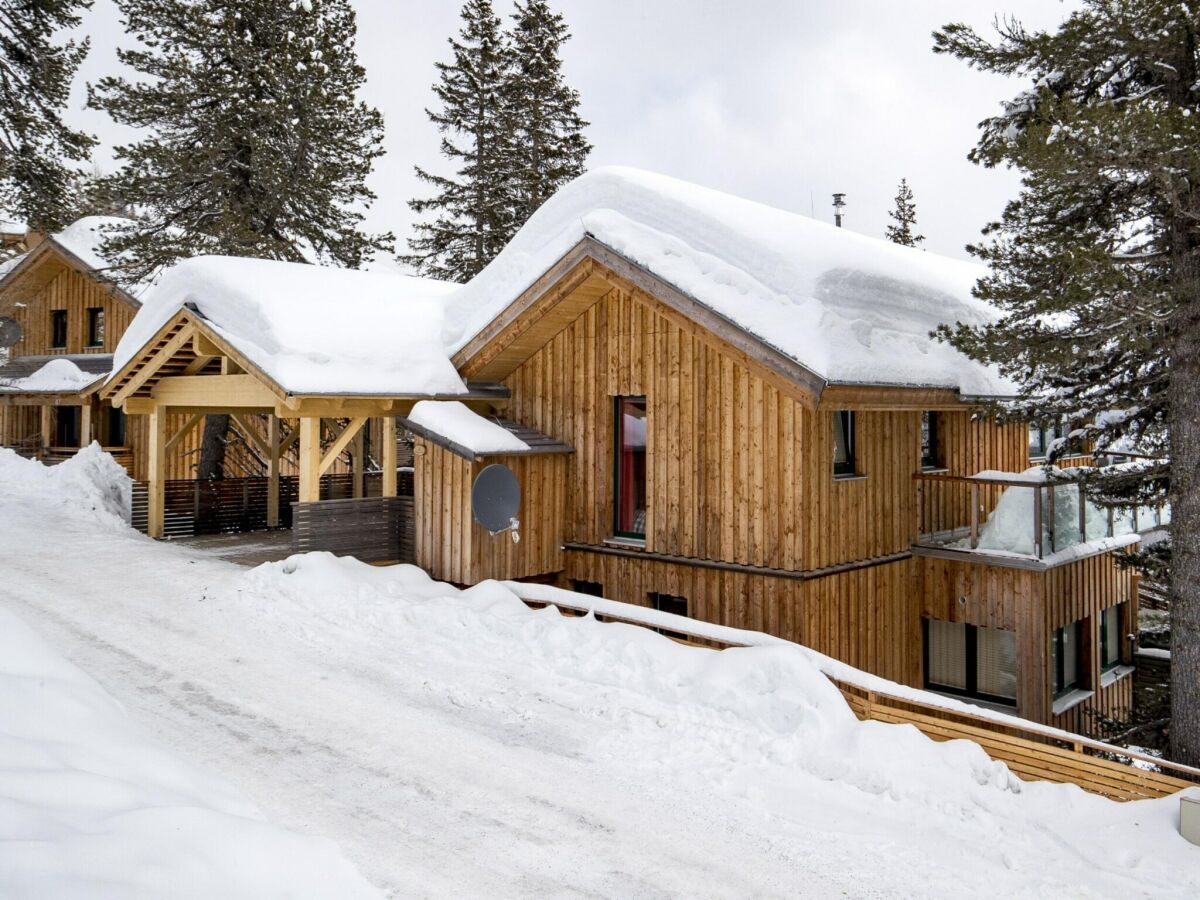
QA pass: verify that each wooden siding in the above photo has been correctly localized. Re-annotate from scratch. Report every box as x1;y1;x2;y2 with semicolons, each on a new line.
558;549;918;685
4;265;135;356
413;438;566;584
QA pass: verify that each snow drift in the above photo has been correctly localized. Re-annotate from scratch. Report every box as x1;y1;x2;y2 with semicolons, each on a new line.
0;444;131;530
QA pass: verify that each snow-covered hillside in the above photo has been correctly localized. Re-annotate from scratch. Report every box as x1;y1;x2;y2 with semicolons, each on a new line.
0;448;1196;898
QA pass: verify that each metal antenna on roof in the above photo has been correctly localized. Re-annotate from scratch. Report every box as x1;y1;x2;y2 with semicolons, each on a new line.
832;193;847;228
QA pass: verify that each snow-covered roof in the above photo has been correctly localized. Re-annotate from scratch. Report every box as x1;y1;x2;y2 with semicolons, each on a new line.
442;167;1015;396
407;401;531;454
0;252;26;279
0;358;101;394
50;216;132;274
111;256;467;396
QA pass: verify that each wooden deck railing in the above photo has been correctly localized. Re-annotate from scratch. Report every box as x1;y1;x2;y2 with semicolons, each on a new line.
508;584;1200;802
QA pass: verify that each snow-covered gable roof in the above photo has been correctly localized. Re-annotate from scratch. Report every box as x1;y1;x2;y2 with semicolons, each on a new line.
110;256;468;397
442;167;1015;396
51;216;131;274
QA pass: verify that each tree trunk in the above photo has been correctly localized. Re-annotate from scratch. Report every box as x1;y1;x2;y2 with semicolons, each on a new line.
1169;227;1200;767
196;414;229;480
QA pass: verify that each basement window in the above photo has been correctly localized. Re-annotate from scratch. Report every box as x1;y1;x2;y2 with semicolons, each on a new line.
924;618;1017;706
50;309;67;349
86;307;105;347
614;397;648;539
571;579;604;598
648;592;689;641
832;410;857;477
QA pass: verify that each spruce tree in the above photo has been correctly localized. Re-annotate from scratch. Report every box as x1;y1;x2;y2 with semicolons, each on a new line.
0;0;96;233
402;0;514;282
90;0;391;286
884;178;924;247
91;0;391;478
507;0;590;225
933;3;1200;764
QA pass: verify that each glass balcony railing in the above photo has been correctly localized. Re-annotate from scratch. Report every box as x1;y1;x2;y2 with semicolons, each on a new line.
914;468;1169;560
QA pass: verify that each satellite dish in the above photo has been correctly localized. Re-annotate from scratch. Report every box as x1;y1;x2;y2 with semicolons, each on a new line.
0;316;21;348
472;463;521;539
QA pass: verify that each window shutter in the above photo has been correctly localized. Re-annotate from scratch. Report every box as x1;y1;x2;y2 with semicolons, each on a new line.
976;625;1017;700
926;619;967;690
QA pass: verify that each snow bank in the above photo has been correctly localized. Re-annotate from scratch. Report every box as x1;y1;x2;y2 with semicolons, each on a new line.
406;400;530;453
0;605;378;899
110;256;466;396
441;167;1015;395
0;444;130;529
0;358;99;393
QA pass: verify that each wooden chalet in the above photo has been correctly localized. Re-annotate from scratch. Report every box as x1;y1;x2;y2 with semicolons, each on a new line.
102;168;1161;737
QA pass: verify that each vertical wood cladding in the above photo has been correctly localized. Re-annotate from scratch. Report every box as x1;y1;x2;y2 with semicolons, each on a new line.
413;438;566;584
6;265;135;356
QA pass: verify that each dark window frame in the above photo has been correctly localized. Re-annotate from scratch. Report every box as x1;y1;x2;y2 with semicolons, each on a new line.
1100;606;1122;672
105;405;127;447
570;579;604;598
833;410;857;477
648;592;689;640
1029;419;1063;461
613;395;648;540
50;309;68;349
86;307;105;347
922;618;1017;707
921;411;941;470
1051;620;1083;698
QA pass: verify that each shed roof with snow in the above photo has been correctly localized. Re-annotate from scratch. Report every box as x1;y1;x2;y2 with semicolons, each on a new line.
402;400;573;461
442;167;1014;397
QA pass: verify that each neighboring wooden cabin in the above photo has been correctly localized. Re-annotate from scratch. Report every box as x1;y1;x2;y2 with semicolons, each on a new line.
0;218;204;479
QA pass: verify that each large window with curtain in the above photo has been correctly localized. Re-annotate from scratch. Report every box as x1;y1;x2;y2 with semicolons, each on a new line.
924;618;1017;705
615;397;647;539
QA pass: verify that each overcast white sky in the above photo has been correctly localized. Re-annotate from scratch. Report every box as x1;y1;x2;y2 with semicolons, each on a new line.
66;0;1075;263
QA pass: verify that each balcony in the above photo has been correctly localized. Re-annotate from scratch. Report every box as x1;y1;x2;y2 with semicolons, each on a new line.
914;467;1168;565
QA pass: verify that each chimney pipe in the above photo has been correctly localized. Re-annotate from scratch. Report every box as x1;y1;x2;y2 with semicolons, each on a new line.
832;193;846;228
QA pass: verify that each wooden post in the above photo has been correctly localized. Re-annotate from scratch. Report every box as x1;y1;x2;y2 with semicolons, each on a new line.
1034;485;1044;559
299;417;322;502
381;416;397;498
79;400;93;449
267;414;281;528
148;404;167;539
1047;483;1057;553
39;405;52;457
352;421;365;499
1078;482;1087;544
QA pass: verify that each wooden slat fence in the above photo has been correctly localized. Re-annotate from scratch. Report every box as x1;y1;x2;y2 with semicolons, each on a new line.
292;496;415;564
511;586;1200;802
131;470;414;537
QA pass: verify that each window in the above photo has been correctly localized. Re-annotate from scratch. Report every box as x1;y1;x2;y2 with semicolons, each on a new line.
86;307;105;347
1029;420;1061;460
104;406;126;447
832;410;856;477
53;407;81;448
50;309;67;349
571;579;603;597
920;411;941;469
924;618;1017;705
1100;606;1122;672
1051;621;1083;698
615;396;647;539
648;592;689;640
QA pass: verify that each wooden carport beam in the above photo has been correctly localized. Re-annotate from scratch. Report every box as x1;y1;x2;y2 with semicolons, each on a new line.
381;416;397;497
112;324;196;406
319;416;368;477
267;415;281;528
299;417;322;502
147;405;167;538
164;412;204;453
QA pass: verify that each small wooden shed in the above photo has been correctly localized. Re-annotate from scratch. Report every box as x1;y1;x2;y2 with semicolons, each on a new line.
403;402;573;585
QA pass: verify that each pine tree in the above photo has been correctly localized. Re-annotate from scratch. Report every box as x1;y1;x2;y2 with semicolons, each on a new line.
402;0;514;282
507;0;590;225
884;178;924;247
91;0;392;478
90;0;392;287
0;0;96;233
933;3;1200;765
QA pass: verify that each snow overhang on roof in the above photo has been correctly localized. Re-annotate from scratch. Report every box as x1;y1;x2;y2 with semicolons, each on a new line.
110;256;469;398
440;166;1017;397
402;400;574;461
0;216;143;308
0;356;106;397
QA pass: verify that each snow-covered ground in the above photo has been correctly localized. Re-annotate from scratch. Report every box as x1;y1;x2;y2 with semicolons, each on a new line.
1;448;1197;898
